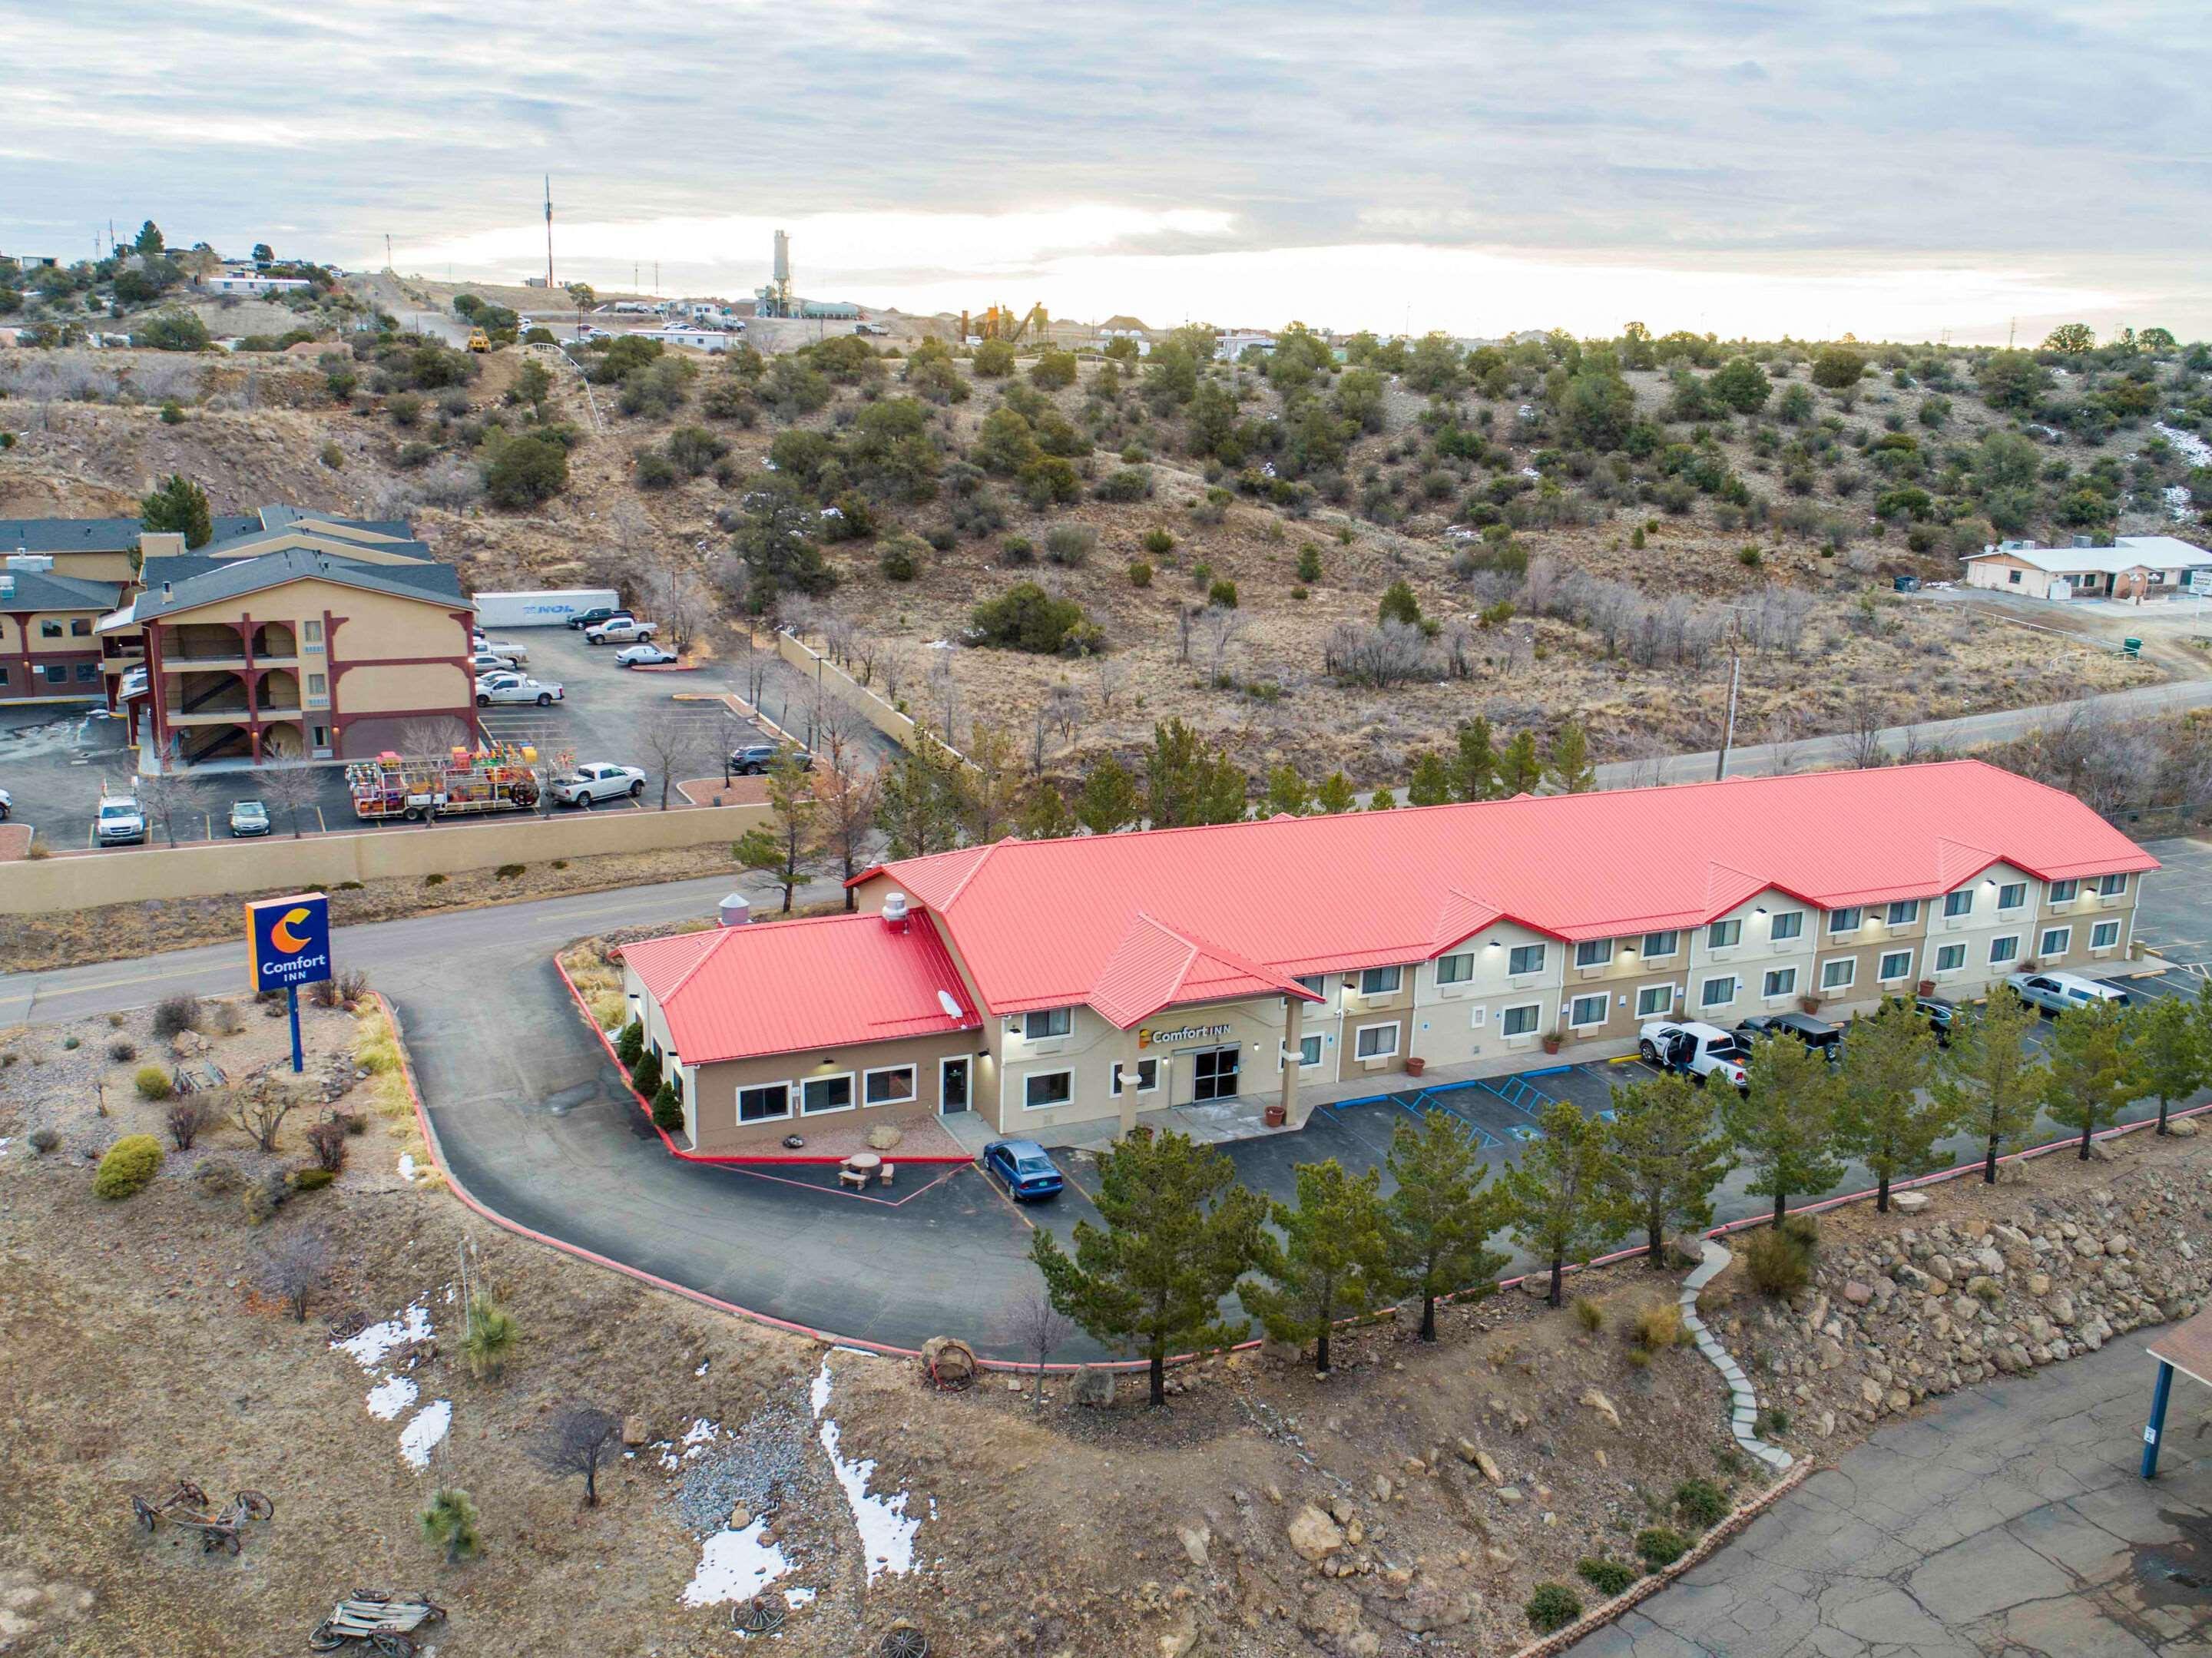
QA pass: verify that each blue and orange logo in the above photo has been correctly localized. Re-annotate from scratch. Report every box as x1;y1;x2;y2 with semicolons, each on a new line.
246;892;333;989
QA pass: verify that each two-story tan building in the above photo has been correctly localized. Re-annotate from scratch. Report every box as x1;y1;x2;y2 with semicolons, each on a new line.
615;762;2158;1157
0;564;124;704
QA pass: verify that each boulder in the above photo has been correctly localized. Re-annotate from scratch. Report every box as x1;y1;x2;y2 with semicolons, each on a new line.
1072;1365;1117;1408
1892;1191;1932;1214
1375;1578;1482;1633
729;1502;752;1529
621;1415;650;1448
1842;1280;1875;1306
1287;1504;1346;1562
2026;1272;2052;1297
866;1123;903;1151
1578;1387;1621;1429
1177;1524;1210;1568
2167;1117;2200;1138
920;1335;978;1388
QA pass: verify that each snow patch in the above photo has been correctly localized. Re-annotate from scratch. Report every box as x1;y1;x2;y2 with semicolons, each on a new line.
694;1359;710;1377
680;1517;789;1606
810;1359;921;1579
332;1302;432;1368
396;1153;428;1185
366;1375;419;1421
784;1587;817;1607
399;1399;452;1470
2155;422;2212;468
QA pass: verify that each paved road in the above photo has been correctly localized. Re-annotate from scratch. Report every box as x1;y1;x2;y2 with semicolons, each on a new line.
1576;1333;2212;1656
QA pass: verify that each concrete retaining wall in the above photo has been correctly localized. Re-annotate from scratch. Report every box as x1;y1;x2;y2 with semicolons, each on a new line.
0;803;770;914
773;628;970;764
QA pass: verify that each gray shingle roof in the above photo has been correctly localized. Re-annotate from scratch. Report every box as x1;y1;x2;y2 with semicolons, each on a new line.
0;568;123;611
132;548;465;621
0;515;257;554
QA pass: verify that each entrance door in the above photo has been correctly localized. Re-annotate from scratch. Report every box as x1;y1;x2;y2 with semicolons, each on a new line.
939;1056;970;1114
1193;1044;1240;1101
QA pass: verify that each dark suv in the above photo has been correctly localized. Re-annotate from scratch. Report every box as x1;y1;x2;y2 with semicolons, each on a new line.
1735;1011;1844;1062
730;743;813;775
566;606;631;630
1915;994;1956;1047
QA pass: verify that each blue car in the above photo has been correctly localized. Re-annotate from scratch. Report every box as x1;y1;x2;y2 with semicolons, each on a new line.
982;1138;1064;1201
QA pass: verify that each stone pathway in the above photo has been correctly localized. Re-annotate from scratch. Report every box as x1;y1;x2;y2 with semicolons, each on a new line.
1683;1239;1794;1474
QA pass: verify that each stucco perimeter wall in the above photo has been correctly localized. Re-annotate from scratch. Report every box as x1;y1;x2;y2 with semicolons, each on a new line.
773;629;932;753
0;803;770;914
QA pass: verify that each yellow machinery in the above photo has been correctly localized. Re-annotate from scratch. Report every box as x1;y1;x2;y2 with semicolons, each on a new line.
346;743;540;822
465;328;492;353
960;303;1048;344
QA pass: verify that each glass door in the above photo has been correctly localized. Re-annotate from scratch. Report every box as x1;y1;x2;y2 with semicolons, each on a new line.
939;1056;970;1114
1193;1044;1240;1101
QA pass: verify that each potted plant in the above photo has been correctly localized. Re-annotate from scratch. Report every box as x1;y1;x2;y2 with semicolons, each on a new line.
1541;1030;1565;1055
1404;1056;1427;1078
1798;994;1823;1015
1917;979;1936;997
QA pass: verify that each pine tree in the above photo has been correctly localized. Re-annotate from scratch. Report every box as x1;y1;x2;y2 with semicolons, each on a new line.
1406;751;1455;806
1602;1071;1734;1265
1245;1159;1393;1372
629;1047;663;1100
2134;987;2206;1136
420;1488;480;1563
732;745;820;912
2041;997;2140;1158
1263;763;1313;818
140;473;212;550
1498;730;1542;796
1145;719;1247;827
1028;1128;1267;1405
1935;987;2044;1183
1017;782;1075;839
1314;771;1357;814
1720;1033;1843;1226
1453;716;1498;801
1830;1001;1950;1211
1378;580;1422;627
1367;788;1397;811
964;721;1025;844
1546;719;1595;793
1386;1110;1509;1339
876;731;966;857
1500;1100;1624;1306
1075;756;1141;836
652;1080;684;1132
614;1020;644;1067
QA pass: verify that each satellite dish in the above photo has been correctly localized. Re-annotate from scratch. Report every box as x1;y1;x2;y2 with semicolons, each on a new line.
937;990;964;1020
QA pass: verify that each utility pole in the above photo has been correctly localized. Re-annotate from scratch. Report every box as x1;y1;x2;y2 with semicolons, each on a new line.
385;233;392;271
1714;609;1746;782
544;174;555;291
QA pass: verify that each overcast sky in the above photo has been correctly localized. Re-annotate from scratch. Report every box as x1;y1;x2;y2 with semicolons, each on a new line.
5;1;2207;342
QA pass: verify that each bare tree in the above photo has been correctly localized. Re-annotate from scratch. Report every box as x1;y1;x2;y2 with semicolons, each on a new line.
1028;700;1055;778
398;716;470;756
166;1092;221;1150
1012;1286;1074;1404
927;650;959;745
257;763;324;839
1093;654;1128;715
1762;707;1808;776
1045;681;1084;745
813;707;881;910
532;1405;621;1506
231;1073;309;1153
878;641;912;707
642;558;713;656
1194;607;1243;680
634;705;706;810
259;1228;333;1322
1841;688;1890;769
733;627;773;710
851;633;879;688
134;769;187;847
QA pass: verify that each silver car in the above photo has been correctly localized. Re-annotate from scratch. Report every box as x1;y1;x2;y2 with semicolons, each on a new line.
229;799;271;837
2005;971;2129;1015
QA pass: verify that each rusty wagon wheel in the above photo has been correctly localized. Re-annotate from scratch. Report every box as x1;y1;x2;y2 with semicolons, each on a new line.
368;1633;416;1658
236;1491;274;1522
733;1597;786;1636
307;1619;345;1652
174;1480;210;1510
879;1622;929;1658
409;1597;446;1626
133;1497;160;1533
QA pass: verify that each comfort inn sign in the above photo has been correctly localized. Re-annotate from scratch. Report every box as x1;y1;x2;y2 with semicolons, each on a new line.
1137;1021;1233;1049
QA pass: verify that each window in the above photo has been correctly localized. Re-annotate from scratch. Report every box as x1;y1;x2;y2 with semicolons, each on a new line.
1827;908;1863;934
1635;984;1674;1018
1435;952;1474;985
1770;910;1803;941
1886;901;1920;926
2008;568;2022;584
737;1083;790;1123
1763;967;1797;998
1575;938;1614;968
1700;976;1738;1008
42;664;65;683
1023;1070;1074;1110
70;617;91;637
1569;992;1608;1028
2040;928;2071;958
38;620;61;639
1295;975;1328;997
1707;919;1741;950
303;619;323;645
1936;943;1966;972
1294;1034;1322;1068
1943;890;1973;918
1507;944;1545;976
863;1065;916;1106
1022;1008;1072;1040
1359;965;1402;996
1878;950;1912;982
1641;931;1680;958
1113;1057;1163;1094
75;663;97;681
2049;879;2080;903
1996;882;2026;912
1354;1022;1400;1060
1821;958;1856;991
2097;873;2128;897
2091;920;2121;949
306;672;326;697
1500;1004;1541;1037
1988;935;2020;966
801;1073;854;1115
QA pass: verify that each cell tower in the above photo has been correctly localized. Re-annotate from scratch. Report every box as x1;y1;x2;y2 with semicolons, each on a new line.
543;176;555;290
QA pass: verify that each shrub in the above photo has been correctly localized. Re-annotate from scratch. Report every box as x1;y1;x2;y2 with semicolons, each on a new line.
213;997;248;1032
1094;465;1152;502
94;1134;164;1200
970;583;1091;654
160;399;185;425
240;1171;291;1225
1573;1296;1603;1333
1743;1223;1813;1296
1631;1302;1683;1350
1128;560;1154;587
652;1081;685;1131
464;1290;517;1380
633;445;679;489
494;862;525;880
1525;1584;1583;1634
107;1038;137;1062
1636;1527;1690;1570
320;440;345;470
1141;528;1175;555
879;534;924;581
422;1487;482;1563
615;1020;645;1066
1207;578;1238;609
1378;579;1422;627
1043;524;1095;567
151;994;203;1040
630;1049;664;1101
304;1115;349;1172
998;534;1035;566
1577;1558;1639;1597
29;1126;61;1153
134;1065;173;1101
291;1167;336;1192
1738;545;1763;566
1290;584;1310;601
165;1097;216;1150
482;432;570;508
424;872;446;886
1674;1478;1730;1530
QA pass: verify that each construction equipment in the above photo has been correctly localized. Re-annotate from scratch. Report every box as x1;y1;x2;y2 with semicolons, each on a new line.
960;303;1048;345
465;329;491;353
345;744;541;823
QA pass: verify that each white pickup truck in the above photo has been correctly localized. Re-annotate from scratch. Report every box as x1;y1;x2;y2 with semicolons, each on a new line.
583;617;656;646
474;672;564;707
1637;1019;1750;1093
551;763;647;808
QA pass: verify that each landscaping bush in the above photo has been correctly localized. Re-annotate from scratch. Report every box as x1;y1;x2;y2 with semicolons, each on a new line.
304;1115;349;1173
94;1134;164;1200
134;1065;173;1101
630;1049;664;1100
165;1097;216;1150
1743;1223;1813;1296
1573;1296;1604;1333
615;1021;644;1066
1128;560;1153;587
151;994;203;1040
1525;1584;1583;1634
1674;1478;1730;1530
652;1081;684;1132
1577;1557;1640;1597
1635;1527;1690;1569
28;1127;61;1154
291;1167;336;1192
107;1038;137;1062
1631;1302;1684;1350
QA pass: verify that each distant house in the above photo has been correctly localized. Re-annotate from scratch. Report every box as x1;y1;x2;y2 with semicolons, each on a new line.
1962;536;2212;603
1098;315;1151;337
1216;330;1278;362
631;325;743;352
200;273;313;296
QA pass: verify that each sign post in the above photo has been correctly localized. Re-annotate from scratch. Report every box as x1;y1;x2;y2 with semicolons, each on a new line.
245;893;334;1074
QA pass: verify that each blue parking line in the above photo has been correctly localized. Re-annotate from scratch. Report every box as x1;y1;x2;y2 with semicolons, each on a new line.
1326;1088;1504;1150
1475;1071;1558;1118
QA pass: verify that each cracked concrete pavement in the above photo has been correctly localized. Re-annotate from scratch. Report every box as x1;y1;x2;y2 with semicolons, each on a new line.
1575;1334;2212;1655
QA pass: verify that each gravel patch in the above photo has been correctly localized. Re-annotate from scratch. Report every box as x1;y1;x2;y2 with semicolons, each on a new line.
671;1402;818;1534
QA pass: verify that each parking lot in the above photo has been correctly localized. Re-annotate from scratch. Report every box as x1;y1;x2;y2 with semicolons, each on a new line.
0;625;780;849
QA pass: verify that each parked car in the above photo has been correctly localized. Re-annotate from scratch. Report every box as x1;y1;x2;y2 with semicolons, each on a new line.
2006;971;2131;1016
615;643;678;667
566;607;632;632
228;799;270;837
471;634;528;664
474;672;564;707
552;763;647;807
94;793;145;846
730;743;813;775
1637;1019;1749;1091
982;1139;1064;1201
467;649;521;676
1916;994;1957;1046
0;785;11;821
1734;1011;1843;1063
584;617;656;646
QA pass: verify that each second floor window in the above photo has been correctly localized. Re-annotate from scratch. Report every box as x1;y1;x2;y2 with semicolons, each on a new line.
1359;965;1402;996
1022;1008;1071;1040
1508;944;1545;975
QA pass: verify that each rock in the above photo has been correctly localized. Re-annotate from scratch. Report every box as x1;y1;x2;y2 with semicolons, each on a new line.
1263;1483;1284;1504
866;1123;904;1150
1454;1438;1482;1465
1286;1504;1346;1562
920;1336;977;1388
1859;1376;1885;1407
1347;1633;1382;1658
1495;1487;1525;1504
729;1502;752;1528
1925;1254;1956;1285
1965;1276;2004;1303
2027;1272;2052;1296
1475;1450;1504;1484
1177;1524;1210;1568
1519;1272;1552;1298
2167;1117;2200;1137
621;1415;649;1447
1815;1409;1836;1438
1578;1387;1621;1429
1376;1579;1482;1633
1072;1365;1117;1408
1892;1191;1932;1214
1842;1280;1874;1306
1816;1337;1844;1371
2089;1140;2119;1162
2108;1233;2132;1257
1373;1474;1393;1503
1886;1388;1912;1413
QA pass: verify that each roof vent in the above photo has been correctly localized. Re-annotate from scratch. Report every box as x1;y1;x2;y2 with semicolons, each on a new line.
0;574;12;600
2074;534;2097;548
162;581;172;599
717;892;751;928
881;892;910;932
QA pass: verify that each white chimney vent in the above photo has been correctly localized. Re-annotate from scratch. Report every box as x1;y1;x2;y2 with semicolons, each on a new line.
881;892;910;931
717;892;751;928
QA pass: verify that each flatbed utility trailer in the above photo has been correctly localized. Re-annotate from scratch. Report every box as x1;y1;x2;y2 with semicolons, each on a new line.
345;745;541;823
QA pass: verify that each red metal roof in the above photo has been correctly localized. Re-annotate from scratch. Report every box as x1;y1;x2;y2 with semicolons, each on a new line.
864;762;2157;1018
618;913;981;1064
